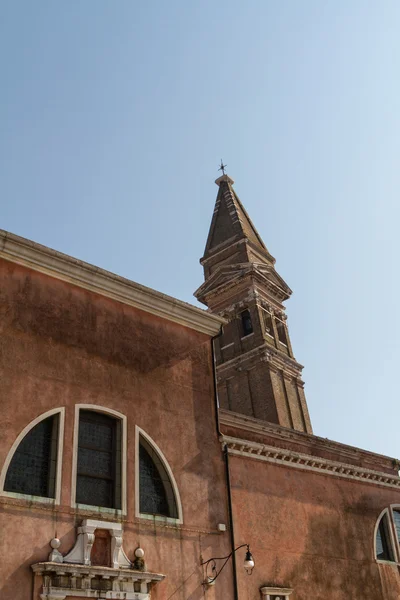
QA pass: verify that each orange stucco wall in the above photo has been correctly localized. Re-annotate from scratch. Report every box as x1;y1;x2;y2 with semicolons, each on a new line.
228;450;400;600
0;258;233;599
3;255;400;599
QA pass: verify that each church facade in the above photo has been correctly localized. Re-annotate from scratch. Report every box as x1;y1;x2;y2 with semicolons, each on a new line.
1;174;400;599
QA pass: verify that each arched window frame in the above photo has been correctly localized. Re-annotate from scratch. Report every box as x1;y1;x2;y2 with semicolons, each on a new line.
0;407;65;505
389;504;400;561
71;404;127;516
135;426;183;525
374;507;398;564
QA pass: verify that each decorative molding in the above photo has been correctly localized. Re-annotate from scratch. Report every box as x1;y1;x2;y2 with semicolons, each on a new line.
254;287;285;313
217;342;303;377
219;409;399;471
222;435;400;489
215;174;235;186
199;235;240;264
48;539;63;563
31;561;164;600
196;262;290;305
260;586;293;600
63;519;130;568
33;519;157;598
0;230;225;336
217;343;271;372
260;586;293;598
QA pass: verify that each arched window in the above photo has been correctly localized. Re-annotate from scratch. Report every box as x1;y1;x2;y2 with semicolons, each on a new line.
392;509;400;551
2;411;62;500
241;310;253;337
137;429;181;521
139;436;178;518
76;410;122;510
375;510;395;562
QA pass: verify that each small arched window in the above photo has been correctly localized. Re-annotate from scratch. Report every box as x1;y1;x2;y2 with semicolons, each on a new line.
241;310;253;337
4;413;60;499
138;434;178;519
375;511;395;562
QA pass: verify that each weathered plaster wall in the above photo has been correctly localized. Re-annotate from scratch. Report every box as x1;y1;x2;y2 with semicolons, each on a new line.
229;452;400;600
0;258;232;599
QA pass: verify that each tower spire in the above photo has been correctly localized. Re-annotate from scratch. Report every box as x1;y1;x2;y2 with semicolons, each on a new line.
194;174;312;434
201;170;273;264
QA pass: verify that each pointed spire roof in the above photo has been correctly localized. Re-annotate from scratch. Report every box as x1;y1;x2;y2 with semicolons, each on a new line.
202;174;271;260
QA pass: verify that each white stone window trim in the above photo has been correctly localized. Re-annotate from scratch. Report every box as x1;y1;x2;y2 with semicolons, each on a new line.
220;342;235;350
135;425;183;525
71;404;127;516
63;518;131;568
374;506;399;564
240;332;254;340
260;586;293;599
0;407;65;505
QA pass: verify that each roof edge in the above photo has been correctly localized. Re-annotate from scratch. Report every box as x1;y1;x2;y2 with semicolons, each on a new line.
0;230;225;337
219;409;399;468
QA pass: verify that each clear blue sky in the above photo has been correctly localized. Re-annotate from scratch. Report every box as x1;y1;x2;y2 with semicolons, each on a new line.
1;1;400;458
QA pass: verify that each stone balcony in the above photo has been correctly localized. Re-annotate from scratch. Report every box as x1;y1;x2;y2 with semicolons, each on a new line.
31;519;165;600
32;562;164;599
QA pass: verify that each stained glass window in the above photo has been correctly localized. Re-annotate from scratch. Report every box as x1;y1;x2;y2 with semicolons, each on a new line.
76;411;121;509
4;414;58;498
139;437;178;518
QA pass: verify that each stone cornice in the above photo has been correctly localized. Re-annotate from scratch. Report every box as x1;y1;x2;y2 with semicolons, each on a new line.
216;343;303;376
268;346;304;374
222;434;400;490
197;264;289;304
219;410;399;470
199;235;241;265
32;562;164;599
31;562;165;581
0;230;225;336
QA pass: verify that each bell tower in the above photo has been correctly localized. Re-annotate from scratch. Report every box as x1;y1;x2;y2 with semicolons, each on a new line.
195;173;312;433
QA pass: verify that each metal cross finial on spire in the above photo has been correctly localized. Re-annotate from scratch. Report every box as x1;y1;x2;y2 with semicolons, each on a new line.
218;159;227;176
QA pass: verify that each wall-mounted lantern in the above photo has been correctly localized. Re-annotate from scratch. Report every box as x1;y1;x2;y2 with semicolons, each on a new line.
201;544;255;586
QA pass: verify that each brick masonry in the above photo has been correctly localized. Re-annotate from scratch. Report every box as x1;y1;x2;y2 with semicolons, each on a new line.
195;174;312;434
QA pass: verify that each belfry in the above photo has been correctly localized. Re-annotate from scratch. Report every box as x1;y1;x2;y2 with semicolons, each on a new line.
195;173;312;433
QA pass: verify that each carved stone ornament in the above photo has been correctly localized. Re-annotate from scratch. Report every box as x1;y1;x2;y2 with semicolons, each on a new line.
48;538;63;563
32;562;165;600
63;519;130;568
32;520;165;600
260;586;293;599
